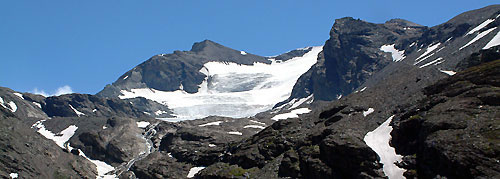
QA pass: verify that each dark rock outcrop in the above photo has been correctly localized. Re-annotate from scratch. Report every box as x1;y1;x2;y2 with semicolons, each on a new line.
43;93;149;118
392;59;500;178
0;106;96;178
281;17;426;104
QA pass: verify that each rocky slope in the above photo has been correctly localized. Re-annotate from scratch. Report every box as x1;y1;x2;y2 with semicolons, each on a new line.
0;107;96;179
392;59;500;178
282;5;500;106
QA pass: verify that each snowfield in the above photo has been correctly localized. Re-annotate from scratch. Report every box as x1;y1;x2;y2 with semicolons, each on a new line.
483;30;500;49
119;46;323;121
460;27;497;50
414;43;441;65
466;18;495;35
380;44;405;62
364;115;405;179
78;149;117;179
0;97;17;113
31;120;78;149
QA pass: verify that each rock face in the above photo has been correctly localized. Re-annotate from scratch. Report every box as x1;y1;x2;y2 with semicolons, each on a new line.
281;17;426;104
283;5;500;105
43;93;149;118
392;59;500;178
0;102;96;178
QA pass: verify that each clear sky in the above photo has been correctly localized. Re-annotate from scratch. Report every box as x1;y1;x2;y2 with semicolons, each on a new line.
1;1;498;95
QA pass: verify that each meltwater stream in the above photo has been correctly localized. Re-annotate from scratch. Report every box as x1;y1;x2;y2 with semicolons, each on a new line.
114;123;158;177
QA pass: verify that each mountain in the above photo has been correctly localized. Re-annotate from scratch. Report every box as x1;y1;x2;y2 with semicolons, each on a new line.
98;40;321;120
1;4;500;179
281;5;500;106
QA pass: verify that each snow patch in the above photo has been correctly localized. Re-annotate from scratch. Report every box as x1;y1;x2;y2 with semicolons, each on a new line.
187;167;206;178
440;70;456;76
13;93;24;100
32;121;78;149
460;27;497;50
414;43;441;65
69;104;85;117
9;173;18;179
380;44;406;62
240;51;247;55
364;115;405;179
250;120;266;125
199;121;223;127
154;110;168;115
208;144;216;147
483;30;500;49
0;97;17;113
119;46;323;121
419;57;444;68
271;108;311;121
136;121;150;128
93;109;98;112
445;37;453;43
0;97;3;105
355;87;368;93
243;125;265;129
33;102;42;108
7;101;17;112
227;131;243;135
78;149;116;179
467;19;495;35
363;108;374;117
289;94;314;109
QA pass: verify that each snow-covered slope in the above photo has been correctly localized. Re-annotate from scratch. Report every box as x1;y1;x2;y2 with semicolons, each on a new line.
119;46;323;121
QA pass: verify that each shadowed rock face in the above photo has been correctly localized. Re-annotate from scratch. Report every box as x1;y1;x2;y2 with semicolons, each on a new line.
277;17;426;107
283;5;500;106
392;59;500;178
0;105;96;178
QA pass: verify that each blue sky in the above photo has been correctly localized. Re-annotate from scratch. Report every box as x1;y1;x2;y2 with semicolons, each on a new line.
1;1;498;95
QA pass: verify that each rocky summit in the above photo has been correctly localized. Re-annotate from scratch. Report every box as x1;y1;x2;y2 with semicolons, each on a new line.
1;5;500;179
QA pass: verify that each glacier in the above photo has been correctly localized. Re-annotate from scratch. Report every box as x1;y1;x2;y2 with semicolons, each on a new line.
119;46;323;121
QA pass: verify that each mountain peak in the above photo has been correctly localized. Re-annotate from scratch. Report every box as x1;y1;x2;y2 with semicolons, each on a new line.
190;39;225;52
385;18;423;27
